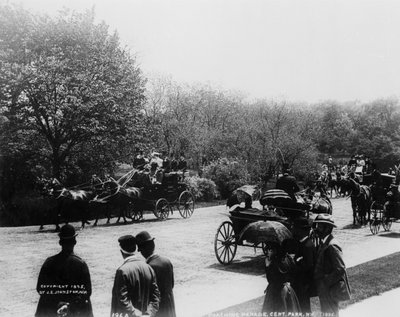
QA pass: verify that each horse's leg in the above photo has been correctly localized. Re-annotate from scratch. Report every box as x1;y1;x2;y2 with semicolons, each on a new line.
351;198;357;225
115;206;121;223
106;207;111;224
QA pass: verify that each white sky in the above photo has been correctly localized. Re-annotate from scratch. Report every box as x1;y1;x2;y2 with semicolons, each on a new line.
4;0;400;103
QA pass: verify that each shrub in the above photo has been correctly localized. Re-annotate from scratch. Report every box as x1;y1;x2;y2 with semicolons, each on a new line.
202;158;250;198
184;176;218;201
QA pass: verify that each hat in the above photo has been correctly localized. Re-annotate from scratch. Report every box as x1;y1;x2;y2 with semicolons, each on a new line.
118;235;137;253
58;224;78;240
151;152;160;157
313;214;337;227
135;231;155;246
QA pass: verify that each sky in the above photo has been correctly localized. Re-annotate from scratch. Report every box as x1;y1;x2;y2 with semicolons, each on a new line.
3;0;400;103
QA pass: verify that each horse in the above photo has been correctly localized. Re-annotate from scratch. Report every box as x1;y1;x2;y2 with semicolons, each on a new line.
326;172;341;198
91;180;142;225
38;178;95;231
340;177;372;226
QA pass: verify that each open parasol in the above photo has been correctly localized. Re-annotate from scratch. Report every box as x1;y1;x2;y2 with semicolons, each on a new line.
226;185;260;208
239;220;292;245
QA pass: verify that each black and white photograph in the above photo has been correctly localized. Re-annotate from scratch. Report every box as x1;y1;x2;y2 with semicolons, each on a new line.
1;0;400;316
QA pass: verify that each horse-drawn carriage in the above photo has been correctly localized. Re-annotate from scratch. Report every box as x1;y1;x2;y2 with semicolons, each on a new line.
214;187;326;264
367;174;399;234
38;168;195;230
94;168;195;222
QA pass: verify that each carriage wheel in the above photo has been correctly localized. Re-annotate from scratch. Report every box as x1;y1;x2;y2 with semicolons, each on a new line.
154;198;170;220
178;191;195;218
214;221;237;265
131;210;143;222
382;216;393;231
382;205;393;231
369;201;382;235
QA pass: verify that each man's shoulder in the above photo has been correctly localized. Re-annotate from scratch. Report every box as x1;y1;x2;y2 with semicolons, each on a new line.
148;254;172;266
69;253;88;264
326;237;343;254
42;252;87;268
119;257;151;271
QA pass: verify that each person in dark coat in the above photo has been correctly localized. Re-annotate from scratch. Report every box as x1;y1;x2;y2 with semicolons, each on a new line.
276;166;300;201
136;231;176;317
111;235;160;317
35;224;93;317
133;150;148;170
370;163;384;201
313;214;351;317
177;154;187;172
261;241;300;314
292;218;317;314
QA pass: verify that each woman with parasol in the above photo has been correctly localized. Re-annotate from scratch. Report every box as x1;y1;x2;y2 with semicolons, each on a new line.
261;237;301;314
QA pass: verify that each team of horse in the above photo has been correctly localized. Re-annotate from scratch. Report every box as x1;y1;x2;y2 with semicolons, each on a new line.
305;171;374;226
37;170;144;231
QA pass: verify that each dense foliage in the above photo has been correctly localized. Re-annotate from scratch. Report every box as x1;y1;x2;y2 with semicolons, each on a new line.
184;176;218;201
0;5;146;190
2;6;400;226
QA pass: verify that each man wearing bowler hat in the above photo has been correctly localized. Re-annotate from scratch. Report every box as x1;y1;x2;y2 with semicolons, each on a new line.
292;217;317;314
136;231;176;317
313;214;350;317
35;224;93;317
111;235;160;317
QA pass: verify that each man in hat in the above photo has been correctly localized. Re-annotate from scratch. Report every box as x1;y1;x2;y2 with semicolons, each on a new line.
136;231;176;317
313;214;350;317
35;224;93;317
111;235;160;317
276;164;300;201
133;149;148;170
292;217;317;314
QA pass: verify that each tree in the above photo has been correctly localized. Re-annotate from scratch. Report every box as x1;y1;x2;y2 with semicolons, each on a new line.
314;102;355;155
0;5;146;180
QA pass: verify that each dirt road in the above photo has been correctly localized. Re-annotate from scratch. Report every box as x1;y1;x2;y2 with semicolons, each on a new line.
0;198;394;317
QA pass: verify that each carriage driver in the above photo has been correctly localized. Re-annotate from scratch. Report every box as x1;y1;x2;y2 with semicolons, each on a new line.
276;164;300;201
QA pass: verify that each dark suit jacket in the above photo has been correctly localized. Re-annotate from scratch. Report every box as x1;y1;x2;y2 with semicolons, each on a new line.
293;237;317;313
147;254;176;317
111;255;160;317
276;174;300;200
35;250;93;317
314;235;350;315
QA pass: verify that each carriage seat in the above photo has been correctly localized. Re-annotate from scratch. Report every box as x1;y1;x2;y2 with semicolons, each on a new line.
229;206;287;222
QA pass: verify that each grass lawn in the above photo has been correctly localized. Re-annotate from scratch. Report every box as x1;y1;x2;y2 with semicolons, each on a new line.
209;251;400;315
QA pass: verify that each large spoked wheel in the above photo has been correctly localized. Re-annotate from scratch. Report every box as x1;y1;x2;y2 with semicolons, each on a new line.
154;198;170;220
369;201;382;235
178;190;195;218
214;221;237;265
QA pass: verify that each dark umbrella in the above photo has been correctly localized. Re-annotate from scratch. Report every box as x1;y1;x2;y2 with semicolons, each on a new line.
226;185;260;208
240;220;292;245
